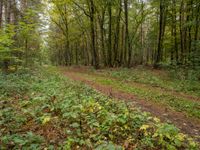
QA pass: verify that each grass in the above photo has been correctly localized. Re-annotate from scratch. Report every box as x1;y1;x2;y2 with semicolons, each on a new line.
94;67;200;97
75;73;200;119
0;67;199;149
67;67;200;119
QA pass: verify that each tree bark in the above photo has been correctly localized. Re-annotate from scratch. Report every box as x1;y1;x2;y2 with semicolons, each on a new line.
155;0;166;66
113;0;122;67
171;0;178;64
124;0;131;67
99;11;107;66
108;1;112;67
179;0;185;64
89;0;99;69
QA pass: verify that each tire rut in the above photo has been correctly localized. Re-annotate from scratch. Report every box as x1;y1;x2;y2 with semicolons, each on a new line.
63;70;200;141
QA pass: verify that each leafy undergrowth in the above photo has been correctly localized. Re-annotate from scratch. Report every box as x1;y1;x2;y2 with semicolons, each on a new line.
94;67;200;97
78;73;200;119
0;67;199;149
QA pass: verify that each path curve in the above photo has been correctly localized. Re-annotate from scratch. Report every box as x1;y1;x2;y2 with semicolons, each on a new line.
62;69;200;141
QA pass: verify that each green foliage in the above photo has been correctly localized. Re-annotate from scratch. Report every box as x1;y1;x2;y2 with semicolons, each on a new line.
0;0;43;72
1;132;44;149
0;25;22;70
0;67;199;149
0;25;15;50
97;67;200;97
0;68;33;96
95;142;123;150
77;71;200;119
0;19;41;71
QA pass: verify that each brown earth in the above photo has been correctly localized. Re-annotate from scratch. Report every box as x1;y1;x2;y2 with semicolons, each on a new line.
61;67;200;141
62;66;200;102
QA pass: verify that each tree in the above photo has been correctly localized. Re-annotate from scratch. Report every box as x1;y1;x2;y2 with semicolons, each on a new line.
155;0;167;66
46;0;200;69
0;0;43;71
124;0;131;67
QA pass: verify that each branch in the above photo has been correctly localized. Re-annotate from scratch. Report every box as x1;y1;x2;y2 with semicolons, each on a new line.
72;1;91;18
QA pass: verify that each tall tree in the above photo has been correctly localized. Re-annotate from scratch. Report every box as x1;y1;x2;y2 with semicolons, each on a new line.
89;0;99;69
108;0;112;67
124;0;131;67
155;0;167;66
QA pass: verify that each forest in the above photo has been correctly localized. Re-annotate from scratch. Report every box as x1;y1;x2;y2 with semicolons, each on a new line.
0;0;200;149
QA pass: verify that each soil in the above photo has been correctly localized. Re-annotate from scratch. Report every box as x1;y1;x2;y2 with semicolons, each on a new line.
61;67;200;141
62;66;200;102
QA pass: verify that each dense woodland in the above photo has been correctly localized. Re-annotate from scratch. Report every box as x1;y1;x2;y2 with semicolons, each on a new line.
47;0;200;69
0;0;200;70
0;0;42;71
0;0;200;149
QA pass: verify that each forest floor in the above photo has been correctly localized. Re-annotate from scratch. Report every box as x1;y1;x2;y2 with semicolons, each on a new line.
1;66;199;149
61;66;200;141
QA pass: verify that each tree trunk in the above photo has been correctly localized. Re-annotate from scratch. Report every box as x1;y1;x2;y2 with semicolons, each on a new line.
65;12;70;66
99;15;107;66
155;0;166;66
171;0;178;64
194;1;200;42
89;0;99;69
4;0;10;24
75;42;78;65
108;1;112;67
186;0;193;62
179;0;184;64
113;0;122;67
124;0;131;67
120;25;125;66
140;1;144;64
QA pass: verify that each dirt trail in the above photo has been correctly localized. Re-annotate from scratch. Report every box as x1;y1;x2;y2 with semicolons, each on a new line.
62;68;200;141
63;67;200;102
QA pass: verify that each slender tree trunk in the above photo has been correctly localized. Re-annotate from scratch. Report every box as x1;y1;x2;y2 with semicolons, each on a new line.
100;19;106;66
86;38;90;65
155;0;166;66
120;25;125;65
108;1;112;67
64;18;70;66
171;26;174;63
140;1;144;64
95;18;99;65
66;32;70;65
179;0;184;64
186;0;193;62
113;0;122;67
194;0;200;42
124;0;131;67
89;0;99;69
4;0;8;24
173;0;178;64
6;0;12;24
13;0;18;25
98;9;107;66
75;42;78;65
171;0;178;64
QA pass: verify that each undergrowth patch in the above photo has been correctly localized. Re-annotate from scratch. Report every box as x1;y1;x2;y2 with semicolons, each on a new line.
0;67;199;149
97;67;200;97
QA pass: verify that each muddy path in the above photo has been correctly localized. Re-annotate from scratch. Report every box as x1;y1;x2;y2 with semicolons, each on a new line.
61;68;200;141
